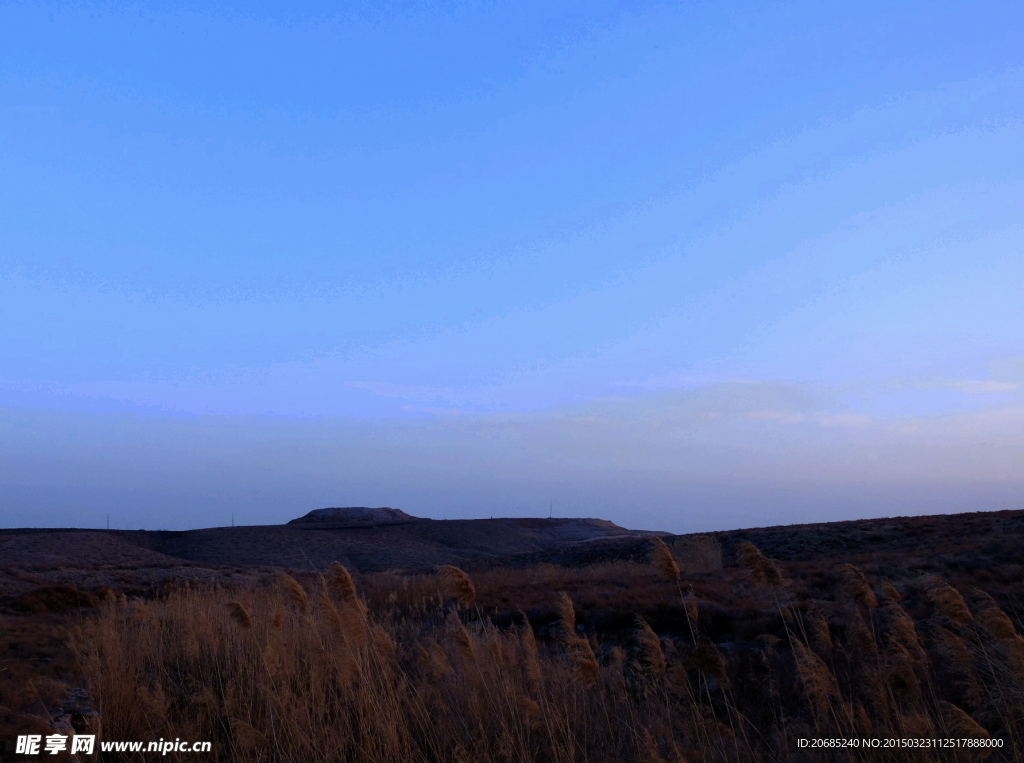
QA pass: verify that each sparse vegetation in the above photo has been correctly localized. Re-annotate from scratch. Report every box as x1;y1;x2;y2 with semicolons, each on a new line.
71;540;1023;762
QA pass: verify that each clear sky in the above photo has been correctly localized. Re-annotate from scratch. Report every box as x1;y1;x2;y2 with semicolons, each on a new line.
2;1;1023;531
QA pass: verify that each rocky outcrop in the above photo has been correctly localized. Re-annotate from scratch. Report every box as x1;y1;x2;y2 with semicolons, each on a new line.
287;507;418;528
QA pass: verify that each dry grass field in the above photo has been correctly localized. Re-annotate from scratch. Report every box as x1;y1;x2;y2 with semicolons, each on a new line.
1;510;1022;762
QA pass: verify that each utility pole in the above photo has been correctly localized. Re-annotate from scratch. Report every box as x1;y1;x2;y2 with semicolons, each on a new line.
106;514;109;530
549;502;552;519
232;512;235;528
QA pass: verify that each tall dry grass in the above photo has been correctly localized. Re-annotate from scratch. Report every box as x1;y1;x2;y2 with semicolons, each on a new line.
73;548;1023;762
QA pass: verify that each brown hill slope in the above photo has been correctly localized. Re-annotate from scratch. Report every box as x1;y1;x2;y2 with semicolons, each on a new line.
2;508;1021;599
0;516;655;594
130;516;652;570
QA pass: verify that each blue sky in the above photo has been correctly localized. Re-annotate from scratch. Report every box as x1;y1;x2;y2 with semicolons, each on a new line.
2;0;1023;531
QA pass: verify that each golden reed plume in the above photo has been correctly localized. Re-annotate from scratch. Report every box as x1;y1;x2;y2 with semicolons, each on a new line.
225;601;252;629
736;542;784;587
438;565;477;605
276;571;310;613
326;561;357;603
649;537;680;584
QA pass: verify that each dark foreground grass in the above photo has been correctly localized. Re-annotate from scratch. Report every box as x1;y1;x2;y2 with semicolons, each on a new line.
68;540;1024;762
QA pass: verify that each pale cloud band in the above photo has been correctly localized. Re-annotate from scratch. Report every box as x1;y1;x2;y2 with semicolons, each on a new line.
2;376;1020;532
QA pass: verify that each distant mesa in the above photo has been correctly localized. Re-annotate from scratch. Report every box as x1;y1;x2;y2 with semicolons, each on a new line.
287;506;418;528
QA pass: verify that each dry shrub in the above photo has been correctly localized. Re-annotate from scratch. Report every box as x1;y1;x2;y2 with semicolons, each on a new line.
9;585;99;613
29;676;68;707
